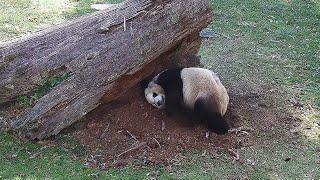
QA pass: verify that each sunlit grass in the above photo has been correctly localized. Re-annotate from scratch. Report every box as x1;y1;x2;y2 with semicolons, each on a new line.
0;0;73;42
209;0;320;107
0;0;122;42
0;133;159;179
298;111;320;140
31;0;72;12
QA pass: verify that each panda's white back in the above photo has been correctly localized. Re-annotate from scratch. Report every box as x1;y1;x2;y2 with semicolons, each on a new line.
181;67;229;116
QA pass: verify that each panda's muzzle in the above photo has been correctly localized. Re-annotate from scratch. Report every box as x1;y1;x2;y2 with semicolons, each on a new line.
156;96;165;107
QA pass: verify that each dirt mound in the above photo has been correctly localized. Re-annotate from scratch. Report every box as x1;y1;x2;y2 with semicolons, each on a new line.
68;85;254;168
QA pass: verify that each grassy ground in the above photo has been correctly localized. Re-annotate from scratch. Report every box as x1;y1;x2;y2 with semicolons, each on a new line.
202;0;320;141
206;0;320;107
0;0;121;42
0;0;319;179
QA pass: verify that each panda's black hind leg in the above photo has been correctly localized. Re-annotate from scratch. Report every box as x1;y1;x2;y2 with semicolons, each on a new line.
206;112;229;134
194;98;229;135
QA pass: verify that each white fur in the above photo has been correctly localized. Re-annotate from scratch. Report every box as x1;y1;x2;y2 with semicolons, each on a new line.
181;67;229;116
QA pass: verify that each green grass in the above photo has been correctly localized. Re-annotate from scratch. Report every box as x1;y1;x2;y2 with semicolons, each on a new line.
0;0;121;42
201;0;320;143
18;73;70;107
1;133;319;179
206;0;320;107
0;0;319;179
0;133;170;179
0;0;69;42
171;143;320;179
64;0;123;19
0;133;91;179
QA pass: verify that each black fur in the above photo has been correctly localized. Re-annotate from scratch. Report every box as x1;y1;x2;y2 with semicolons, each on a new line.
153;68;184;116
194;98;229;134
140;75;155;90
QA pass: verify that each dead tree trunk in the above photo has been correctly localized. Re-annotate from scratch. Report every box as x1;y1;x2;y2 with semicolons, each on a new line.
2;0;213;139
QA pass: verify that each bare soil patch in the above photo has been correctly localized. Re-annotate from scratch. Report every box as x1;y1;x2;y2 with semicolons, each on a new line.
61;84;296;168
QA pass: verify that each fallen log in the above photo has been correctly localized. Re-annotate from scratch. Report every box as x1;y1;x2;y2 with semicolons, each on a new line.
3;0;212;139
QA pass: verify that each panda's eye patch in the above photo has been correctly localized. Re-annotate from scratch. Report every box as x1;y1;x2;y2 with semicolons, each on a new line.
152;93;157;97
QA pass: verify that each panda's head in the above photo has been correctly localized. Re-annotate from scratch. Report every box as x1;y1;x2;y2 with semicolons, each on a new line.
144;81;165;109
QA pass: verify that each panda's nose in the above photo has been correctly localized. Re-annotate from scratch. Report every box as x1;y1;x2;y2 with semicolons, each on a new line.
158;98;164;105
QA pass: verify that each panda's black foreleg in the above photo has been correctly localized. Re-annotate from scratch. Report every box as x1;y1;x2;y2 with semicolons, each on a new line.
163;86;184;116
181;107;202;127
164;105;175;117
164;99;181;117
194;98;229;134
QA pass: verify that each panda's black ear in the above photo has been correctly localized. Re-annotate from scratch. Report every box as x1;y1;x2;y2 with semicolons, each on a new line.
140;75;153;90
140;79;149;90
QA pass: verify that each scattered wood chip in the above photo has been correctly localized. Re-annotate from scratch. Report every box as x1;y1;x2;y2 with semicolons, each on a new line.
228;149;240;162
153;138;161;148
307;104;314;112
201;150;207;157
117;142;147;157
29;152;40;159
269;88;276;93
219;33;230;39
166;165;173;173
89;173;99;178
161;120;165;131
209;150;220;159
229;126;254;135
289;98;303;107
100;163;107;170
123;16;126;31
126;130;137;141
205;131;210;138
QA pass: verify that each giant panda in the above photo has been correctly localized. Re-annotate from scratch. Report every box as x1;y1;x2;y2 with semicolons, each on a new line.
143;67;230;134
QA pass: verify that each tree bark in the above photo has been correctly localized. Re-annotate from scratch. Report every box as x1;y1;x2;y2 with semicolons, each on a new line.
3;0;213;139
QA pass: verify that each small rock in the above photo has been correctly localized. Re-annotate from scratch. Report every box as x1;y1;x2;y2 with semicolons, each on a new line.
284;157;291;162
205;131;210;138
269;88;276;93
289;98;303;107
91;4;116;10
200;28;219;38
166;165;173;173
